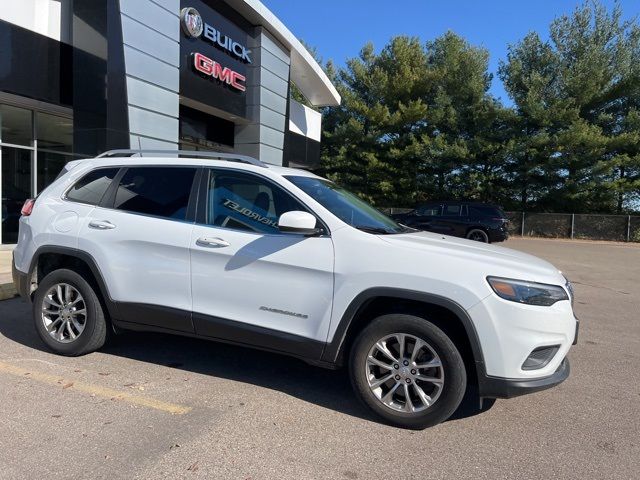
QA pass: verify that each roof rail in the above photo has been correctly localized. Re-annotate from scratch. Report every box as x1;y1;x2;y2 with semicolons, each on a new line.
95;149;268;168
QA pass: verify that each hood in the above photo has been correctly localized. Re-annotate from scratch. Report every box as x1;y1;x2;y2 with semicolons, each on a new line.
379;231;565;284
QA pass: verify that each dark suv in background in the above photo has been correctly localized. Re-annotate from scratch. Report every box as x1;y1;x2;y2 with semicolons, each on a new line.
392;201;509;243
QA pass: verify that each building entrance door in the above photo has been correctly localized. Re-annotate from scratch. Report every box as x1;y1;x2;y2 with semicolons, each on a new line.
0;98;75;245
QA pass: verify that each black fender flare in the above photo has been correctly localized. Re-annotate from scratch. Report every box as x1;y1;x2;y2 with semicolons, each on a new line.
320;287;486;378
27;245;119;319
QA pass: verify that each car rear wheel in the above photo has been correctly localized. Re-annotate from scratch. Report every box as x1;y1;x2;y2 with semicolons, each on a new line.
349;314;466;429
466;228;489;243
33;269;107;356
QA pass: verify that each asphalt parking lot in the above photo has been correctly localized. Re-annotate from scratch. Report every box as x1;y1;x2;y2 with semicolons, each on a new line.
0;238;638;479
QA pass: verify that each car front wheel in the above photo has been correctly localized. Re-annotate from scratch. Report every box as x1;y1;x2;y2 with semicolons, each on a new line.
349;314;466;429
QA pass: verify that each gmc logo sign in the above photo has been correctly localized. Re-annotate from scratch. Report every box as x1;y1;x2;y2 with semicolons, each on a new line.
192;52;246;92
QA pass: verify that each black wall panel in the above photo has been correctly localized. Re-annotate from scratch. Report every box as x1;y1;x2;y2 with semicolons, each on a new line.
72;0;129;156
0;20;72;107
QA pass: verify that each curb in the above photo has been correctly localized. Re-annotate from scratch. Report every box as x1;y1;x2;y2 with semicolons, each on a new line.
0;283;17;301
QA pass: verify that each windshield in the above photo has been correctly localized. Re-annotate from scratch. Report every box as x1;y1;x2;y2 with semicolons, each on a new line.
286;176;409;234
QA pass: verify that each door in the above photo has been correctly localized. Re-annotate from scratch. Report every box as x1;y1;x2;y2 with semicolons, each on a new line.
78;166;198;332
190;168;334;357
439;203;464;236
412;203;442;232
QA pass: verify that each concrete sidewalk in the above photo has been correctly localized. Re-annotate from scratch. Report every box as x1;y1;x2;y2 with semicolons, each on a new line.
0;250;16;300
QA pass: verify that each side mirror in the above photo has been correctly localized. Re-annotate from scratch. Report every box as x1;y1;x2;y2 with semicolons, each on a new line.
278;211;320;236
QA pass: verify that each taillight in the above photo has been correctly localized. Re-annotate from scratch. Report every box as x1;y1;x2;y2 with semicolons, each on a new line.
21;198;36;216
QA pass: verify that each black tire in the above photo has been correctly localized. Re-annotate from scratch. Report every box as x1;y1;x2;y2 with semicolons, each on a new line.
466;228;489;243
33;269;107;356
349;314;466;429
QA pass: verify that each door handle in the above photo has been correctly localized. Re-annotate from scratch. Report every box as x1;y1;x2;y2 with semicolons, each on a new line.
196;236;230;248
89;220;116;230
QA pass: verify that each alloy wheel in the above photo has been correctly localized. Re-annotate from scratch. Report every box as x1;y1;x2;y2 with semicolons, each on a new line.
366;333;444;413
41;283;87;343
468;230;489;242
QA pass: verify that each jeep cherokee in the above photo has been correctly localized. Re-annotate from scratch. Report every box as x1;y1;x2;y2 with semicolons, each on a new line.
12;150;578;429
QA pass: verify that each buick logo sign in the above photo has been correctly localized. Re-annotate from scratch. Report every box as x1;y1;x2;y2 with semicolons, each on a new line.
181;7;203;38
181;5;252;63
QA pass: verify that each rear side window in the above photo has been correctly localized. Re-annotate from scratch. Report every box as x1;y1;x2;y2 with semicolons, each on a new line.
417;204;441;216
65;168;119;205
113;167;196;220
469;205;505;217
444;204;461;215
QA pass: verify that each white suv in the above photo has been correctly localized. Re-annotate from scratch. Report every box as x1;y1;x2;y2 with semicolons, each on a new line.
12;150;578;429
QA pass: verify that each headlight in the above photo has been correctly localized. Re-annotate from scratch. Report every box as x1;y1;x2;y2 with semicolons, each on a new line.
487;276;569;306
563;276;575;307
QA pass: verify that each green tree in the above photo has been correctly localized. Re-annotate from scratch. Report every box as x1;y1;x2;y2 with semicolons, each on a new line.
499;1;640;212
320;33;508;207
421;33;511;204
320;37;430;205
316;0;639;213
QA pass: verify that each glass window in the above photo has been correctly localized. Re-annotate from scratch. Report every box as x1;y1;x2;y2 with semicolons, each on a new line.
36;112;73;153
1;146;32;243
207;171;307;234
417;204;441;216
114;167;196;220
66;168;119;205
469;205;505;218
286;175;406;234
180;105;234;149
0;104;33;146
444;204;461;215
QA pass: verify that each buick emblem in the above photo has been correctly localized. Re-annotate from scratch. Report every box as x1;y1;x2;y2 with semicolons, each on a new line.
181;7;203;38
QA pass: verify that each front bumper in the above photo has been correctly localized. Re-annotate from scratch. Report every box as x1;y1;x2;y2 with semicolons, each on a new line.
11;254;30;300
468;293;576;379
478;357;570;398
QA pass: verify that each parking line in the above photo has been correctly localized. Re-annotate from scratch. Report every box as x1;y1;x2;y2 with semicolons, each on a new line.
0;360;192;415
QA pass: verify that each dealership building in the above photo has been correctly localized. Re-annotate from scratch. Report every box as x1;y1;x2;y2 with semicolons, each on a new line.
0;0;340;245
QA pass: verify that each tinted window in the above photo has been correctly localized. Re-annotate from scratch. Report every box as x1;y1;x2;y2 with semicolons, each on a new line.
287;176;406;234
417;204;441;216
469;205;505;217
113;167;196;220
66;168;119;205
207;170;308;234
444;204;461;215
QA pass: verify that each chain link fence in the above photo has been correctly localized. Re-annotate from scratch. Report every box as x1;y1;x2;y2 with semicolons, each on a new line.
502;212;639;242
382;208;640;242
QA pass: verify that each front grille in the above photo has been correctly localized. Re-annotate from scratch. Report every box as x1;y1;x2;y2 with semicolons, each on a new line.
522;345;560;370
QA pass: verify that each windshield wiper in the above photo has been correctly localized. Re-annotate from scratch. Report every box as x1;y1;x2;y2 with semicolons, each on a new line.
354;226;396;234
398;223;418;233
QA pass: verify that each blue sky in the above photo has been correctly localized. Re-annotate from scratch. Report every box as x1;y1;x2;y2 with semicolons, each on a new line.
263;0;640;104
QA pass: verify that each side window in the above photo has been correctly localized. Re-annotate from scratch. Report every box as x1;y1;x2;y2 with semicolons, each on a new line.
113;167;196;220
65;168;119;205
444;204;461;216
206;170;308;234
417;204;441;216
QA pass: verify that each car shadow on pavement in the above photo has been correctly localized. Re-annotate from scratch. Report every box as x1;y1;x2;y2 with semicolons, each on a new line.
0;298;492;426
